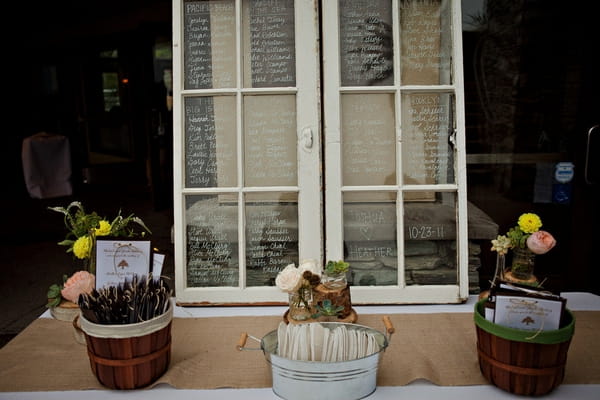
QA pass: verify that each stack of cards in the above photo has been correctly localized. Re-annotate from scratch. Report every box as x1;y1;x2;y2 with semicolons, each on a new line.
485;281;566;331
276;322;380;362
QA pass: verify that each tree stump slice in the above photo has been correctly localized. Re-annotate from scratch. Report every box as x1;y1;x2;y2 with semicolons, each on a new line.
313;284;352;318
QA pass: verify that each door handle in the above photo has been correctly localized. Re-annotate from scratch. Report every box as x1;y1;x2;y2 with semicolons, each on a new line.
300;127;313;151
585;125;599;185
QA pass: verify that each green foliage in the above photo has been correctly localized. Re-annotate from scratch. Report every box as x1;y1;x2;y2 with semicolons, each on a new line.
46;280;65;308
325;260;349;274
507;226;528;248
311;299;344;319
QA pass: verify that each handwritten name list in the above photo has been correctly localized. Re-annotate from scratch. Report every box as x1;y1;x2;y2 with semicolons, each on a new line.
184;1;236;89
402;93;452;184
246;205;298;286
400;0;450;85
186;197;238;287
339;0;394;86
248;0;295;87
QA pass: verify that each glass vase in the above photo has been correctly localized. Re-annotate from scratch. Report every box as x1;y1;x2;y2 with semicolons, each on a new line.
510;247;535;280
322;271;348;290
492;253;506;286
288;287;313;321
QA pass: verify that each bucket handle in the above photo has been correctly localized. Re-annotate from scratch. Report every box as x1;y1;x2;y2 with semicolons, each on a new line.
382;316;395;342
237;332;263;351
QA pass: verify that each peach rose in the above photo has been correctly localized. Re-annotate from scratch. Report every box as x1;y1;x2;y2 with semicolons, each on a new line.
275;264;303;293
61;271;95;303
526;230;556;255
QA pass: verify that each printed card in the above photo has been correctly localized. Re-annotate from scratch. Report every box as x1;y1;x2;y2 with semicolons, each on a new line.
494;294;564;331
95;239;152;289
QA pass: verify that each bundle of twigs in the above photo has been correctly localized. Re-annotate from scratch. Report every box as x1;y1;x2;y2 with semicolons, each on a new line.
79;275;171;324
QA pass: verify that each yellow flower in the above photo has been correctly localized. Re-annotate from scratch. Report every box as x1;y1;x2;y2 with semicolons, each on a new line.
73;235;92;259
94;220;111;236
518;213;542;234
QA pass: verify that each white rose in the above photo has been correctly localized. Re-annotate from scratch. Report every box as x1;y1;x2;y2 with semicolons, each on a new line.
275;264;302;293
298;259;321;277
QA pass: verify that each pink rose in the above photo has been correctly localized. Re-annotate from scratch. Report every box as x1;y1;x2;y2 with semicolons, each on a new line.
61;271;95;303
526;231;556;255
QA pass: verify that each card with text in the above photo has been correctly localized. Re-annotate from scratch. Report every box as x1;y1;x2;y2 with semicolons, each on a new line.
95;239;151;289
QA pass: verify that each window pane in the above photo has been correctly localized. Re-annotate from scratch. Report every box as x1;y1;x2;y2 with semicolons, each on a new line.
185;96;237;187
403;191;458;286
242;0;296;88
102;72;120;112
343;193;397;286
400;0;452;85
339;0;394;86
245;192;298;287
184;0;236;89
244;95;297;186
186;194;239;287
342;94;396;186
401;92;454;186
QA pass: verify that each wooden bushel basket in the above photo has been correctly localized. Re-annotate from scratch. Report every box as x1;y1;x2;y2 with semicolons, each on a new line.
474;298;575;396
79;303;173;389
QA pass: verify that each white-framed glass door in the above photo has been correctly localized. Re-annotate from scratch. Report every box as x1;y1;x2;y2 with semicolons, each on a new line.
323;0;469;303
172;0;321;304
173;0;469;305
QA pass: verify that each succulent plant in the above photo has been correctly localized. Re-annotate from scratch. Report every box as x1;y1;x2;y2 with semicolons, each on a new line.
325;260;350;275
311;299;344;319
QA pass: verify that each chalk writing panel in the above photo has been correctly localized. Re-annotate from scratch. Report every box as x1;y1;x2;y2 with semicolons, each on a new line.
242;0;296;88
401;93;454;185
183;0;236;89
244;95;297;186
400;0;452;85
245;193;298;287
343;193;398;286
185;96;237;187
339;0;394;86
342;94;395;187
185;195;239;287
403;192;457;286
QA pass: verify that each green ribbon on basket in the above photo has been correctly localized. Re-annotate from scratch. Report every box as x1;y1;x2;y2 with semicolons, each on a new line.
474;298;575;344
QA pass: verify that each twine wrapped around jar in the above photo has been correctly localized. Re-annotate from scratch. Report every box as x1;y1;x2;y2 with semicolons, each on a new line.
288;286;313;321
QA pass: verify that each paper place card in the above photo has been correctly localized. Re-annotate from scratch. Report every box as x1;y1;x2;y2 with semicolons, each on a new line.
494;294;563;331
95;239;152;289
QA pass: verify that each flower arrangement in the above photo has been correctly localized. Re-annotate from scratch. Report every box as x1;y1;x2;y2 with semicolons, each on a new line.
49;201;151;271
490;212;556;282
491;213;556;256
275;260;321;320
46;201;151;308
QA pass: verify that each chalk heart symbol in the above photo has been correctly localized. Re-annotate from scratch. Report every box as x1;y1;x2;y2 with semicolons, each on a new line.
359;226;372;240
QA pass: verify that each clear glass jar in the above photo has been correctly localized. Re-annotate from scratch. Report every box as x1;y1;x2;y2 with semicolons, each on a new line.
510;247;535;280
322;271;348;290
288;286;313;321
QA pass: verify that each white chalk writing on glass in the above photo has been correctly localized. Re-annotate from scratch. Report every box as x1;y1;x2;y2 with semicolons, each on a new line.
402;93;453;184
184;1;236;89
249;0;296;87
400;0;450;85
339;0;394;86
186;198;239;287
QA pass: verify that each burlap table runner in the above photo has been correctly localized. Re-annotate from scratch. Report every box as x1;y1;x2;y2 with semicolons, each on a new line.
1;311;599;392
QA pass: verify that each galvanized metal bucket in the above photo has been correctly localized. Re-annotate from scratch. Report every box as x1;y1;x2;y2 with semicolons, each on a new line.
238;317;394;400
